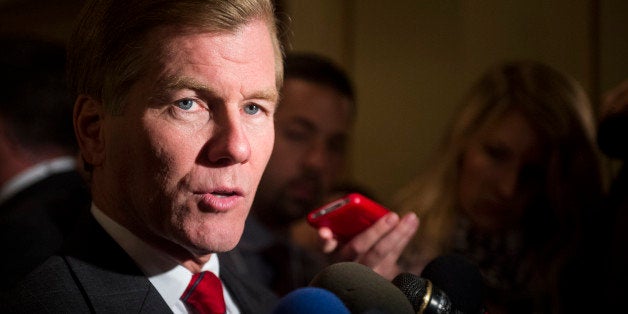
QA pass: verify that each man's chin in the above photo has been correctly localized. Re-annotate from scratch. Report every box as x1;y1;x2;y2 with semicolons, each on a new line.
188;231;243;255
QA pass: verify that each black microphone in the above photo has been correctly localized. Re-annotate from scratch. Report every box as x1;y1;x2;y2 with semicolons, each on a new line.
392;254;486;314
309;262;415;314
392;272;458;314
597;112;628;159
421;254;485;314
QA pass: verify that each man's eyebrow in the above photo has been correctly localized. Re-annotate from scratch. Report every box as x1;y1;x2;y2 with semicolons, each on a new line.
161;76;210;91
286;116;317;132
249;89;279;103
158;75;278;103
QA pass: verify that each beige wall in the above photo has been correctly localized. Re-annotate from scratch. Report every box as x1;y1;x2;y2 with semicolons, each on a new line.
283;0;627;204
2;0;625;205
600;0;628;91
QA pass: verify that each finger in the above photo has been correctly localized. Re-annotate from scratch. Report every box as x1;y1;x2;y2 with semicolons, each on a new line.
371;253;402;280
337;212;400;260
356;212;419;269
319;227;338;253
369;213;420;279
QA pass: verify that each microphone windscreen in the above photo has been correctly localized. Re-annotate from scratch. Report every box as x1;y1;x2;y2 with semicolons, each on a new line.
309;262;414;314
272;287;350;314
597;112;628;158
421;254;485;313
391;272;430;312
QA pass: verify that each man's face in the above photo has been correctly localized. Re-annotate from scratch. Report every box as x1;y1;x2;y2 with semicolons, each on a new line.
98;19;278;256
256;78;353;224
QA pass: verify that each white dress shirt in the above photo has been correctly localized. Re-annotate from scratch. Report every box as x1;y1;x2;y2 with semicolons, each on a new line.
92;205;240;314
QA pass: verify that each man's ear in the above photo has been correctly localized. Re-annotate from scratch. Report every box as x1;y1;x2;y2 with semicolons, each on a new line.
73;95;105;170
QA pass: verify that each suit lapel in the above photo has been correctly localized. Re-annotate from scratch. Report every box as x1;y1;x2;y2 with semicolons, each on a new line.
63;213;278;313
66;255;171;313
63;212;172;313
219;253;278;313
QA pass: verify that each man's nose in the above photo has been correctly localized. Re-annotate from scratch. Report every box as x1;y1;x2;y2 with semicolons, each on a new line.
206;112;251;166
303;140;328;172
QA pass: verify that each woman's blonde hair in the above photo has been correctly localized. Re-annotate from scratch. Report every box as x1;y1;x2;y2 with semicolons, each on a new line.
396;61;603;281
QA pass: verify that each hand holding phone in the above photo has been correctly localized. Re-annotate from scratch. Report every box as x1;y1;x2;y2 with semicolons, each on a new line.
307;193;389;241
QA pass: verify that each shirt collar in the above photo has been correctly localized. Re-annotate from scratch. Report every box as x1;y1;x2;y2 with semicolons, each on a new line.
91;204;239;313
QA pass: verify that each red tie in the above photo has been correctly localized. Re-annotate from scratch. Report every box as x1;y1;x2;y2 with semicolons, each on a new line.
181;271;226;314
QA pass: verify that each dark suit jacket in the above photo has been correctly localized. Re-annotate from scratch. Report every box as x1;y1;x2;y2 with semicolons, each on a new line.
221;215;327;296
0;170;91;290
0;212;279;313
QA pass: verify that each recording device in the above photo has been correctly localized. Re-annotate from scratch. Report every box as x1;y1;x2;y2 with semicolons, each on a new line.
392;254;486;313
307;193;389;241
597;112;628;159
272;287;350;314
420;254;486;314
309;262;415;314
392;273;457;314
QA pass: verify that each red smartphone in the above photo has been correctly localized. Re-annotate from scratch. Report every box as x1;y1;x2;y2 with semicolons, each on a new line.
307;193;389;241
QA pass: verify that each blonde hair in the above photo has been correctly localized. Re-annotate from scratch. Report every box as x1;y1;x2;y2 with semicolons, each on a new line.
396;60;603;283
67;0;284;114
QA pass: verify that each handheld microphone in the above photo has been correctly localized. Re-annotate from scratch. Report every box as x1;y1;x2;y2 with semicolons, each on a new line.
392;254;486;314
421;254;485;314
597;112;628;159
272;287;350;314
392;272;458;314
309;262;415;314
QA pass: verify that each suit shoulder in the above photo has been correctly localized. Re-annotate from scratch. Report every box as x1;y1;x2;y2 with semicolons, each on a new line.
0;255;91;313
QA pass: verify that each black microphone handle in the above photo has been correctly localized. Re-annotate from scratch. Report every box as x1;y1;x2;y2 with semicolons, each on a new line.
392;272;465;314
421;279;459;314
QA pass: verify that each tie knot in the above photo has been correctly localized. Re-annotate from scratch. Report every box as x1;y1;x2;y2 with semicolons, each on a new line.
181;271;226;314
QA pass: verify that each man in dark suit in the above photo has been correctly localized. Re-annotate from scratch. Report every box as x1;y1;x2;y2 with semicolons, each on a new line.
4;209;276;313
1;0;282;312
0;36;91;290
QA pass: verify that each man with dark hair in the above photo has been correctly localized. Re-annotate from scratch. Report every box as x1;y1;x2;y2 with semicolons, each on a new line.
256;53;357;233
224;52;418;295
0;36;90;290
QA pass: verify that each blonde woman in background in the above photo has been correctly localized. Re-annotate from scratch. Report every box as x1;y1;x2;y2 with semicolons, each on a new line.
394;61;606;314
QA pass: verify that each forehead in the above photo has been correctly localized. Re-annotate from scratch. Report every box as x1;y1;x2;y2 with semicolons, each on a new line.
156;19;272;62
477;109;543;156
278;78;353;123
143;20;278;83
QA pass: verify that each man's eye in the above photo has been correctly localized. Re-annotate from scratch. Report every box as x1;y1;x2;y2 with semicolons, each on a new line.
176;99;196;110
244;104;260;115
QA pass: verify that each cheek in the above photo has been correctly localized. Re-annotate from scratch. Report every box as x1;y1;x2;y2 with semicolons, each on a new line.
137;125;197;207
252;128;276;173
108;119;163;189
458;150;487;209
267;136;300;173
269;135;292;162
322;154;346;185
458;159;473;212
146;119;201;165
